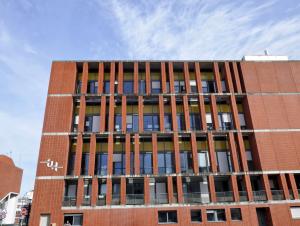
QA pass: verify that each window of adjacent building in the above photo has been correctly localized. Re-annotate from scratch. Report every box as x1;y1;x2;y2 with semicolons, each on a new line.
291;207;300;219
190;210;202;222
158;211;178;223
64;214;83;226
123;81;134;94
151;80;161;94
207;209;226;222
87;80;98;94
190;80;197;93
231;208;242;220
39;214;50;226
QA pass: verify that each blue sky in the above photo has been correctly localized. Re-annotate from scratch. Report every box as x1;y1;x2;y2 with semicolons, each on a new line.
1;0;300;194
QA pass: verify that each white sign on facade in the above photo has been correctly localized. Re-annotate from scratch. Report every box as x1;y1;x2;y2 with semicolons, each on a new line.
40;159;63;172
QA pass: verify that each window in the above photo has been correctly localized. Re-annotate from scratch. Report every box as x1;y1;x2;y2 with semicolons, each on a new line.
113;153;125;175
218;113;232;130
85;115;100;132
115;115;122;131
139;80;146;94
164;114;172;131
98;180;107;205
174;81;185;93
190;210;202;222
64;180;77;206
64;214;83;226
206;113;213;130
202;80;215;93
81;153;89;175
221;80;227;92
291;207;300;219
126;114;139;132
177;114;185;131
87;80;98;94
190;113;201;131
152;81;161;94
104;81;110;94
76;80;81;94
140;152;152;174
73;115;79;132
198;151;210;172
207;209;226;222
231;208;242;220
216;151;232;173
67;152;76;175
190;80;197;93
95;153;108;175
239;113;246;129
158;152;175;174
123;81;134;94
158;211;178;223
180;152;193;173
40;215;50;226
144;114;160;131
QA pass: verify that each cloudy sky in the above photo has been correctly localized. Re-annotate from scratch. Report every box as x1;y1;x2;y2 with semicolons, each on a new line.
1;0;300;194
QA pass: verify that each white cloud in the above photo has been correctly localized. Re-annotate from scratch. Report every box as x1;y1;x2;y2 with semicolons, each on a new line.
97;0;300;60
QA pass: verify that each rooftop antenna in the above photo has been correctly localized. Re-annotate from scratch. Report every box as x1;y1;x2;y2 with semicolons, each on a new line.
264;49;269;56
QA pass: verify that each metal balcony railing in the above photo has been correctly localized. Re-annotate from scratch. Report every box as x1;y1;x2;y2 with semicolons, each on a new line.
183;192;203;204
97;195;106;206
126;194;144;205
216;191;234;202
151;193;168;204
239;191;248;201
82;197;91;206
111;194;120;205
253;190;267;201
271;190;284;200
62;196;76;207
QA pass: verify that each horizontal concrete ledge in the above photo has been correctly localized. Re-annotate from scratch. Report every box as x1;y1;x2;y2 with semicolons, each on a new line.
35;169;300;180
42;129;300;136
61;199;300;211
48;92;300;98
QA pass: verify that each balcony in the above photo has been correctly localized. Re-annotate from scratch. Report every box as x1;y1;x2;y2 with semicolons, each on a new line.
253;190;267;201
239;191;248;202
62;196;76;207
97;195;106;206
216;191;234;202
183;192;202;204
111;194;120;205
151;193;168;204
82;197;91;206
271;190;284;200
126;194;144;205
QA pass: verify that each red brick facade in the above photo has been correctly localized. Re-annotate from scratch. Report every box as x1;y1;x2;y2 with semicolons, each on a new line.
30;61;300;226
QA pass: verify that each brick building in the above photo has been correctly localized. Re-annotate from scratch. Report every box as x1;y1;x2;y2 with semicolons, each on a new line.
0;155;23;225
30;59;300;226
